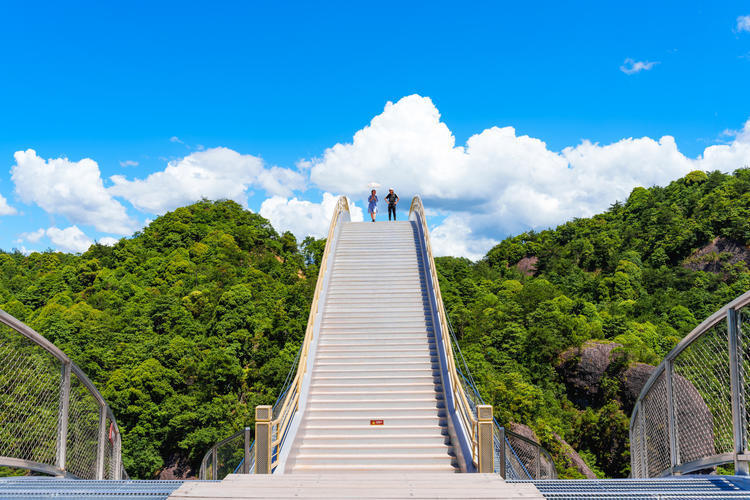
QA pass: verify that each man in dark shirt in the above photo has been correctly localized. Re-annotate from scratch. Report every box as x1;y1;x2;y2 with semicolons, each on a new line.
385;188;399;220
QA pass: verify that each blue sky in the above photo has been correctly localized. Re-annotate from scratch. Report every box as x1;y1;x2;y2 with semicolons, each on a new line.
1;1;750;258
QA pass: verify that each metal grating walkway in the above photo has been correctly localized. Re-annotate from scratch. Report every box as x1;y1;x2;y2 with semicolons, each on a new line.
3;475;750;499
0;478;192;499
515;476;750;499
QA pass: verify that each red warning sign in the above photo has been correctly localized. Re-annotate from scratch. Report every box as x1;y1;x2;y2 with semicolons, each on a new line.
370;419;384;425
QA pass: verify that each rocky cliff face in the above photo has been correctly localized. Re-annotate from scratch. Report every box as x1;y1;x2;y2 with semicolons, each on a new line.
557;341;717;476
556;340;626;408
683;237;750;273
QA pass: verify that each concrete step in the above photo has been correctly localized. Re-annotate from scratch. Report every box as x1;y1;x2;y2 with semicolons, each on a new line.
300;426;448;438
306;407;445;417
291;454;454;466
325;287;424;294
310;382;440;392
323;301;430;309
287;464;458;473
306;399;442;409
316;351;434;360
307;399;442;409
318;337;433;345
299;435;449;446
313;368;437;378
319;317;431;325
329;263;420;269
311;374;439;385
297;443;452;456
314;362;437;371
317;345;434;354
309;390;440;400
324;303;429;310
303;415;446;427
319;325;433;332
324;292;425;299
318;334;434;343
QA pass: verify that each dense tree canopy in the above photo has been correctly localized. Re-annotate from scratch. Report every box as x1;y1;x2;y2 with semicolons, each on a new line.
437;168;750;477
0;200;318;478
2;169;750;479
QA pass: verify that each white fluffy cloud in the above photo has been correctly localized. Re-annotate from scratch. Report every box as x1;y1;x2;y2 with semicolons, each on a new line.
99;237;119;246
260;193;364;240
18;228;45;243
45;226;93;253
430;216;498;261
620;58;659;75
11;149;135;234
737;15;750;33
109;147;305;214
308;95;750;260
0;193;15;215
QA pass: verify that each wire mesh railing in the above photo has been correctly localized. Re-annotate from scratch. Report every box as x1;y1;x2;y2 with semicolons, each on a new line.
199;428;254;480
0;309;126;479
630;289;750;477
447;312;557;479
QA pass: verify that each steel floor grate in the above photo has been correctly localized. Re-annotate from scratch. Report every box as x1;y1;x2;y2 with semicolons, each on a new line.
516;476;750;499
0;478;195;499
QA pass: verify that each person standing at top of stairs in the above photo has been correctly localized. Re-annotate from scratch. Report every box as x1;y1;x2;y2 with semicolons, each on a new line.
368;190;378;222
385;189;399;220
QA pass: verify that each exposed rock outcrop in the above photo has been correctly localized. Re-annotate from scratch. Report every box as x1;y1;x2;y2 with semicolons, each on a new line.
516;256;538;276
557;340;626;407
683;237;750;273
552;432;597;479
157;453;195;480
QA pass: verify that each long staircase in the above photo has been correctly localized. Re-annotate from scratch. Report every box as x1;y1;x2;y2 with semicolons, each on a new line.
284;221;456;472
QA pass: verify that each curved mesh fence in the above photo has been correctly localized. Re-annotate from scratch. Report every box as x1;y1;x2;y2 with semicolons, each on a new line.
0;309;125;479
0;322;62;470
199;428;254;479
630;290;750;477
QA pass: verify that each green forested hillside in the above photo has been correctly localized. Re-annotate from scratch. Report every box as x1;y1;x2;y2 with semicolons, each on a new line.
0;200;320;478
2;169;750;479
435;168;750;477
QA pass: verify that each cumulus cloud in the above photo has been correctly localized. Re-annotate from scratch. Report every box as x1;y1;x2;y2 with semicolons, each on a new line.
109;147;305;214
98;236;119;246
308;95;750;260
18;228;45;243
0;193;16;215
737;15;750;33
260;192;363;240
620;58;659;75
11;150;135;234
430;216;498;261
45;226;93;253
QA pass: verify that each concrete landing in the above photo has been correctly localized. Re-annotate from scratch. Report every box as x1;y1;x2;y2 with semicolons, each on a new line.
168;473;545;499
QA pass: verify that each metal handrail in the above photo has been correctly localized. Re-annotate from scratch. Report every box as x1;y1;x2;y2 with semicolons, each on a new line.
266;196;350;470
0;309;127;479
199;427;253;479
630;289;750;477
409;195;556;479
409;196;479;470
